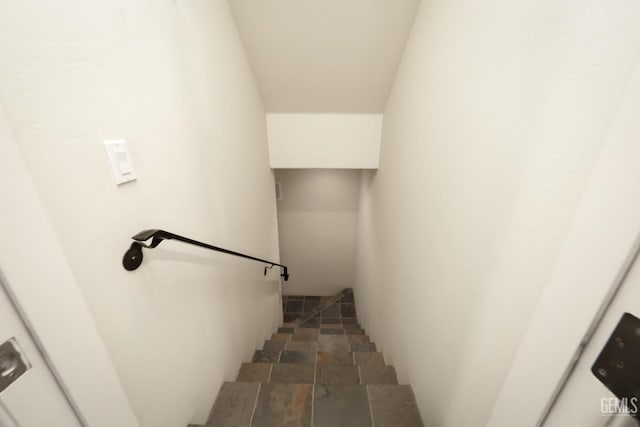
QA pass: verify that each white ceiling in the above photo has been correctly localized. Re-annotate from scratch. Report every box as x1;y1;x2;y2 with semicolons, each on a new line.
228;0;420;113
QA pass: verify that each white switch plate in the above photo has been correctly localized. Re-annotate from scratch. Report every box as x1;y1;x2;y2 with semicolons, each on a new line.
102;139;137;185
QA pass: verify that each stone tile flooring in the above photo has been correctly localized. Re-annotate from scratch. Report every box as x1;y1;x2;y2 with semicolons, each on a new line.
282;289;355;323
206;289;424;427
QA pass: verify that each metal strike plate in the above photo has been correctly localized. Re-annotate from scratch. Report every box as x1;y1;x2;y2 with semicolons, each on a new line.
592;312;640;415
0;338;30;394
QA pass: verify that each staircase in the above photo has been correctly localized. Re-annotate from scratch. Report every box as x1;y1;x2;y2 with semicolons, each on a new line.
202;290;424;427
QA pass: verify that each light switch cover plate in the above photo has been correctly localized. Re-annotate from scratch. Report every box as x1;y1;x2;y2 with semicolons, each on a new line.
102;139;137;185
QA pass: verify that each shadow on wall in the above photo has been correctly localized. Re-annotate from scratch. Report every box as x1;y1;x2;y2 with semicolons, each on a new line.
276;169;362;296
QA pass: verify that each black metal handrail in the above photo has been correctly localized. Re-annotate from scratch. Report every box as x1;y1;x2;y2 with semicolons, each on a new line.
122;229;289;281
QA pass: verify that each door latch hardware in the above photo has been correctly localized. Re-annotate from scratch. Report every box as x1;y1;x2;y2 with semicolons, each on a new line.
592;312;640;418
0;337;30;394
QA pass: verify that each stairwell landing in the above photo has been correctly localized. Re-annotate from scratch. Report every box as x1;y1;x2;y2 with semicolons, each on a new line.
199;289;424;427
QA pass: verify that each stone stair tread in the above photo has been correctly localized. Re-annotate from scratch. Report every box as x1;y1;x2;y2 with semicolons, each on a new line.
207;292;423;425
316;364;360;385
269;364;315;384
318;335;350;352
207;381;259;427
353;352;386;366
237;363;271;382
285;341;319;352
360;366;398;385
263;340;286;351
368;384;424;427
247;350;387;367
208;382;422;427
316;351;353;365
279;350;317;364
235;363;404;388
252;350;280;363
280;323;363;330
252;383;313;426
351;342;377;352
314;384;371;427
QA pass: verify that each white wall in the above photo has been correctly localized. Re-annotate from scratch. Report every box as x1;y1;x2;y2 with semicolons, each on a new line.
0;1;281;426
0;105;139;427
488;36;640;427
277;169;360;296
267;114;382;168
354;0;640;426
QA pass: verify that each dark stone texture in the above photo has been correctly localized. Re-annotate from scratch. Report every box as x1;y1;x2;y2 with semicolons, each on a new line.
317;351;354;365
318;335;349;352
237;363;271;382
208;382;259;426
284;313;302;322
263;340;287;351
320;318;342;324
303;299;321;312
315;365;360;385
339;292;354;303
285;300;303;313
252;383;312;427
286;341;319;352
299;319;321;328
359;366;398;385
320;329;345;335
292;332;320;342
340;304;357;318
353;352;385;367
347;335;370;344
321;304;341;318
269;364;314;384
313;385;372;427
253;350;280;363
368;385;424;427
278;351;317;365
271;333;292;342
350;343;377;352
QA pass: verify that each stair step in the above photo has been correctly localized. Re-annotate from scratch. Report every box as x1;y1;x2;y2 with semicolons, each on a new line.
316;364;359;385
262;334;369;351
353;352;385;366
237;363;271;383
252;350;280;363
279;350;317;364
236;363;395;386
360;366;398;385
314;384;371;427
207;381;259;427
206;293;425;426
368;385;424;427
282;322;363;330
318;335;350;352
208;383;424;427
262;337;376;353
263;340;286;351
269;364;315;384
350;342;377;352
285;341;319;352
248;351;386;367
252;383;313;426
316;351;353;365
